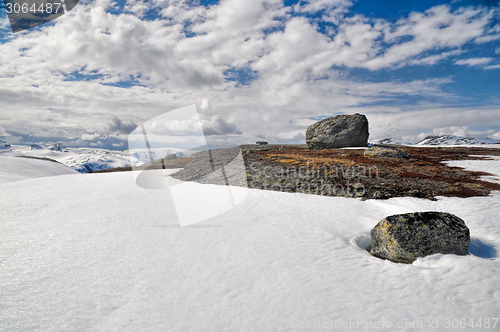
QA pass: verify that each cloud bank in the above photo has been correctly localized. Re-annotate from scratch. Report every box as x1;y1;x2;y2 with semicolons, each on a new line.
0;0;499;148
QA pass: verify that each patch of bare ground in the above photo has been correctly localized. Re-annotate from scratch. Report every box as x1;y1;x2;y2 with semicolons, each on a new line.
92;145;500;200
242;145;500;200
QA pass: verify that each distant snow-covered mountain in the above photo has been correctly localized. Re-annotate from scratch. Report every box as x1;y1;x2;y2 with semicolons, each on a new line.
415;135;500;146
30;143;44;150
129;150;186;166
130;151;159;164
1;144;132;173
45;143;70;152
29;143;70;152
0;144;189;173
374;135;500;146
0;140;11;149
376;138;414;145
63;150;131;173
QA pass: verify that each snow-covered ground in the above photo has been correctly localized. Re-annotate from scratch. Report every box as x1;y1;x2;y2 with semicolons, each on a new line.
1;152;499;331
444;156;500;185
0;156;78;185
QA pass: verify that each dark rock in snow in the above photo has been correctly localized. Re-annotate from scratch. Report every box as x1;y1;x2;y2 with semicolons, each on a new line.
372;191;386;199
370;212;470;264
30;144;44;150
409;189;426;198
306;114;369;149
256;141;268;145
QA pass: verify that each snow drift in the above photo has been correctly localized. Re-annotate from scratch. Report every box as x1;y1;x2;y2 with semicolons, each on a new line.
1;156;499;331
0;156;78;185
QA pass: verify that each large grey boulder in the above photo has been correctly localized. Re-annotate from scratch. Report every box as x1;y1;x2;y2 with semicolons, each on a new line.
370;212;470;264
306;114;369;149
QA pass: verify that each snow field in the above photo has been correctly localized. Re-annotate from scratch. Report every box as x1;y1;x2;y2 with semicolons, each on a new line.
0;158;499;331
0;156;78;185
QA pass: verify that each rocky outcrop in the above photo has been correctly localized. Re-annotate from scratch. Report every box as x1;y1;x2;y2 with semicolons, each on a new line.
171;147;247;187
364;147;411;159
370;212;470;264
256;141;268;145
306;114;369;149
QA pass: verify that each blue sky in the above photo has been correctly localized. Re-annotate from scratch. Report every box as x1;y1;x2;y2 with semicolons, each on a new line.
0;0;499;150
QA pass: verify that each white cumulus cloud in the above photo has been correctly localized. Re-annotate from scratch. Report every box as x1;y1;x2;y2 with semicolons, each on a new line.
0;1;499;147
455;57;493;66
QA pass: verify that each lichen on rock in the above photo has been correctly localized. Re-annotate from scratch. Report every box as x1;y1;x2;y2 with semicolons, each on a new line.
370;212;470;264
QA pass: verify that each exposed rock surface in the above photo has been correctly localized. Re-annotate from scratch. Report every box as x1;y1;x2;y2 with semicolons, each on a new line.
306;114;369;149
370;212;470;264
171;147;247;187
99;144;500;200
364;146;411;159
256;141;268;145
